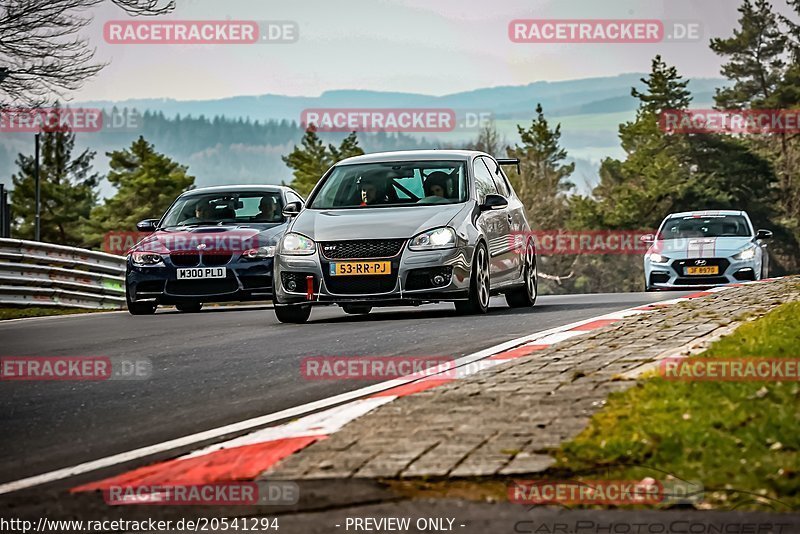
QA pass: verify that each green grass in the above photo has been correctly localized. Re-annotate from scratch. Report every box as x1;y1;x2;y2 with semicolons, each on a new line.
0;306;106;320
553;300;800;511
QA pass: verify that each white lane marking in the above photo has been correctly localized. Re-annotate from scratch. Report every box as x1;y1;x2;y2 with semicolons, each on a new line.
0;293;696;495
0;310;126;325
183;397;396;459
530;330;585;346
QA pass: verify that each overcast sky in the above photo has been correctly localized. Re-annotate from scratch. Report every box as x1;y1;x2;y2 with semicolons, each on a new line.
74;0;773;101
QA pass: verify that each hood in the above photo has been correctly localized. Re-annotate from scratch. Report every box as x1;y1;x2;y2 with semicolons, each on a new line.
289;205;468;241
651;236;755;257
132;224;286;254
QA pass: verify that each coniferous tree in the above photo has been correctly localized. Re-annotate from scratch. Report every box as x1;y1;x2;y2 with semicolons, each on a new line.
11;106;99;245
506;103;574;229
84;136;194;246
283;127;364;196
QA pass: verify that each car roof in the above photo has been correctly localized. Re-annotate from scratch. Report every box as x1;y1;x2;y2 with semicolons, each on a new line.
665;210;747;218
179;184;290;197
336;149;489;166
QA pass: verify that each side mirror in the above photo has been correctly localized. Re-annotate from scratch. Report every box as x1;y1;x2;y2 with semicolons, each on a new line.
640;234;655;243
282;201;302;217
480;194;508;211
136;219;158;232
756;229;773;240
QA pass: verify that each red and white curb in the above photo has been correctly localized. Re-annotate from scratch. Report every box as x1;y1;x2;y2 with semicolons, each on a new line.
0;280;780;496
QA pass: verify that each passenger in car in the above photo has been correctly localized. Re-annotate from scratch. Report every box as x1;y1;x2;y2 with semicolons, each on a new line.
424;172;450;199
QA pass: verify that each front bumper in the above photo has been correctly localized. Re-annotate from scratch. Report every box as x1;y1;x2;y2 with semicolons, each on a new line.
645;255;760;290
127;256;274;304
274;244;473;306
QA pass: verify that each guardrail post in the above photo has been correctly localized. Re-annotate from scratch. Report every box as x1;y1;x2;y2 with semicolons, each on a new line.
34;133;41;242
0;184;9;238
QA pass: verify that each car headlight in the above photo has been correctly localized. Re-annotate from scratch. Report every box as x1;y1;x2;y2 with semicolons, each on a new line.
647;252;669;264
281;233;316;255
409;227;457;251
131;251;164;266
242;246;276;260
734;246;757;260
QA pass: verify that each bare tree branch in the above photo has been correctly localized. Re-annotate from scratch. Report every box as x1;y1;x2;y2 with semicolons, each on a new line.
0;0;174;108
112;0;174;16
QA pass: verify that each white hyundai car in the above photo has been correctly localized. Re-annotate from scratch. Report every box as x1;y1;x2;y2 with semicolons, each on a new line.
643;210;772;291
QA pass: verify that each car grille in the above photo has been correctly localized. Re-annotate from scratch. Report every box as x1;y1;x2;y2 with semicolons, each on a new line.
405;267;453;291
240;275;272;290
320;239;405;260
281;272;318;293
324;274;398;294
165;278;238;296
169;253;232;267
171;253;200;267
674;276;729;286
202;253;232;266
648;272;670;285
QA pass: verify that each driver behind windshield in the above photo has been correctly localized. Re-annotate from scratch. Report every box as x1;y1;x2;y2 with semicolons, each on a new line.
255;196;281;222
181;199;217;225
358;175;387;206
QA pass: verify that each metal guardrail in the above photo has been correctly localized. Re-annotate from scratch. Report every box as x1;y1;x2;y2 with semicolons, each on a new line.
0;239;126;310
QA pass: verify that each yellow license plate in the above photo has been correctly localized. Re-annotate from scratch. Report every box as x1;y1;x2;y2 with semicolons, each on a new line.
330;261;391;276
686;266;719;275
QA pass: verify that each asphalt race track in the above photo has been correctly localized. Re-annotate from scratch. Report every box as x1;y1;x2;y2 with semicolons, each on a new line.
0;292;692;491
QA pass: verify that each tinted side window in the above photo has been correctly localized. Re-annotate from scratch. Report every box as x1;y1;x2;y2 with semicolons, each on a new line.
473;158;498;203
483;157;511;197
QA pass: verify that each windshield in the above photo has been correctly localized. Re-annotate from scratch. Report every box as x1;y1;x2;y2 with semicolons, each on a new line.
160;192;285;228
308;161;467;209
658;214;752;239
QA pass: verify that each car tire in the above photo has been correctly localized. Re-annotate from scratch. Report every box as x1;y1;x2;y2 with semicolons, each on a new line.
275;304;312;324
176;303;203;313
342;304;372;315
505;241;537;308
126;290;156;315
455;242;490;315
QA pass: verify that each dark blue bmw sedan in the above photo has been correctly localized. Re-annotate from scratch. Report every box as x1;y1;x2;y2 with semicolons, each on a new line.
125;185;305;315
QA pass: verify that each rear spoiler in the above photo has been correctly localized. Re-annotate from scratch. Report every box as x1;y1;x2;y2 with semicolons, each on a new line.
496;158;520;174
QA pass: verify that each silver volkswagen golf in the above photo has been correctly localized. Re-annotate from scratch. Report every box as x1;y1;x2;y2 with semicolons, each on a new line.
272;150;538;323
